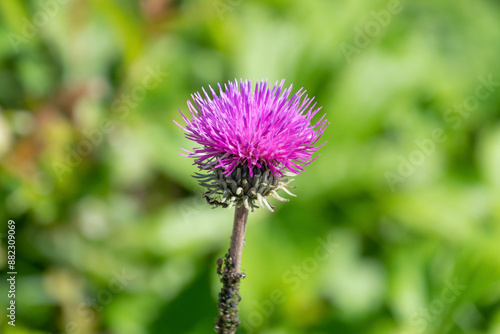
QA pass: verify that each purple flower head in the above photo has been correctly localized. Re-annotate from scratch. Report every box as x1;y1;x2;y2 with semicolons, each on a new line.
175;79;329;177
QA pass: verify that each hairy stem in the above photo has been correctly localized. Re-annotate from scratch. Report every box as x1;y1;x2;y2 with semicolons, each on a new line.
215;206;249;334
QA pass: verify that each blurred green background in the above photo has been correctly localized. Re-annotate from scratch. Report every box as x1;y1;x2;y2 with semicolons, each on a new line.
1;0;500;333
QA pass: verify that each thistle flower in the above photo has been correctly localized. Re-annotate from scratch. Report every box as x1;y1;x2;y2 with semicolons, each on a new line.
175;79;328;211
176;79;328;333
